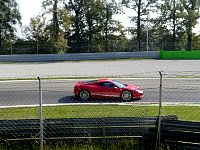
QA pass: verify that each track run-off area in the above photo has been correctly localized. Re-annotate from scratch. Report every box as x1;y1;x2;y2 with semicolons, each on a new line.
0;59;200;107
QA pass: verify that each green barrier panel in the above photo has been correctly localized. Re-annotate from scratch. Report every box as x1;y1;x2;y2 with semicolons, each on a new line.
160;50;200;59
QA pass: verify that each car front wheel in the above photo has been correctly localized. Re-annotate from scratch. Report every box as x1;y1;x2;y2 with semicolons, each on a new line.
79;90;90;100
121;91;132;101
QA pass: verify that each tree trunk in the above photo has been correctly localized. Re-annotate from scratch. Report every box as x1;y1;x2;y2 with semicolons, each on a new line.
105;2;109;52
187;22;192;51
53;0;59;53
137;0;141;51
0;25;2;49
172;0;176;50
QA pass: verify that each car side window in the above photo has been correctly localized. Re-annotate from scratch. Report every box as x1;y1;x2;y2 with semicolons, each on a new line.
98;82;108;87
98;82;116;88
108;83;116;88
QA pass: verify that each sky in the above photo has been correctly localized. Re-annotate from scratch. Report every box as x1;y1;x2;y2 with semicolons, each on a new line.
16;0;200;34
16;0;43;26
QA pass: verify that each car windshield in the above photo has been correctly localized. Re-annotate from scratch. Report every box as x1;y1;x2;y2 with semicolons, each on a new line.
112;80;126;88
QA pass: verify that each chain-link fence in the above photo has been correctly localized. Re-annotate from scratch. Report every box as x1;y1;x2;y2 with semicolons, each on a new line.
0;71;199;149
1;40;200;55
161;71;200;121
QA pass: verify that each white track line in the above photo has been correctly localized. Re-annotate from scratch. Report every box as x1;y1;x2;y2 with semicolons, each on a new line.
1;102;200;108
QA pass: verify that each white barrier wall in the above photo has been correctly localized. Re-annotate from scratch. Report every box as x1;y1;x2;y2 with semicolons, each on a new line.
0;52;160;62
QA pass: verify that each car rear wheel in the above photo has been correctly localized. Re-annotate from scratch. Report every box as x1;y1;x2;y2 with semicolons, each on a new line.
121;91;132;101
79;90;90;100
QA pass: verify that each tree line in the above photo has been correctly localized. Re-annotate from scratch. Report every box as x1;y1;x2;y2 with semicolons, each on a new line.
0;0;200;54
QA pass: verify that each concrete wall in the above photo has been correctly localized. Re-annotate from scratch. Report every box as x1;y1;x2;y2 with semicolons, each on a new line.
0;51;160;62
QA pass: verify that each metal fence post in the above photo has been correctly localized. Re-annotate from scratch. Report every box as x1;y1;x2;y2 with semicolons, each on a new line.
37;75;44;150
156;70;163;150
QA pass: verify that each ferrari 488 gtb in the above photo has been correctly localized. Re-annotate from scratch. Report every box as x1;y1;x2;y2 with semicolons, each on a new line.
74;79;144;101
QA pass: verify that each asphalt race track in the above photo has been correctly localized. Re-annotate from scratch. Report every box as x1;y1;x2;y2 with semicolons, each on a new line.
0;60;200;106
0;78;200;106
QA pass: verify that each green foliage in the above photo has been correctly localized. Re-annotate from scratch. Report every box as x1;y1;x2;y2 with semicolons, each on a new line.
122;0;158;51
193;34;200;50
179;0;200;50
20;0;72;54
42;0;71;53
154;0;200;50
0;139;143;150
66;0;125;53
1;0;200;53
23;15;47;41
121;0;200;51
0;0;21;48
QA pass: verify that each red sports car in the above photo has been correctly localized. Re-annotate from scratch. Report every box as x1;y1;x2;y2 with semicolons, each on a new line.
74;79;144;101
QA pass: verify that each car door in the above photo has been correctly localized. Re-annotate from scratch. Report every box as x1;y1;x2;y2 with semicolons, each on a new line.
97;81;121;98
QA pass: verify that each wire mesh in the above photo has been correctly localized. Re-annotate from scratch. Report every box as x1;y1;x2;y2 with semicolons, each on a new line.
161;72;200;122
0;71;199;149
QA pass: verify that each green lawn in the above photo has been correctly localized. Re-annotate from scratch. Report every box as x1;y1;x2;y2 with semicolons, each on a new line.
0;105;199;121
0;105;199;149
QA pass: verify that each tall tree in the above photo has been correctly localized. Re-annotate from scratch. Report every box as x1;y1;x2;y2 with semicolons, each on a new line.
103;0;120;52
122;0;157;51
66;0;86;52
157;0;200;50
0;0;21;50
84;0;104;52
23;15;47;42
66;0;122;52
22;15;50;54
42;0;70;53
84;0;121;52
180;0;200;50
154;0;182;50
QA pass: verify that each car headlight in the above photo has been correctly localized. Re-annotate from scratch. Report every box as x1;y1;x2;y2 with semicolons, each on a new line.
135;89;143;94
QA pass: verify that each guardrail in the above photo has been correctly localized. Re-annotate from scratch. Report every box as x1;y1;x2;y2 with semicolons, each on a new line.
2;115;200;149
0;116;176;142
0;52;160;62
161;120;200;149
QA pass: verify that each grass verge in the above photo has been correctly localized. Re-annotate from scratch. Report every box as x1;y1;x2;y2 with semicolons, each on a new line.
0;139;144;150
0;105;199;149
0;105;199;121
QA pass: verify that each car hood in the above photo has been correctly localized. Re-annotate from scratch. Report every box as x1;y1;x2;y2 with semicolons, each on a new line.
75;82;83;86
125;84;142;90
